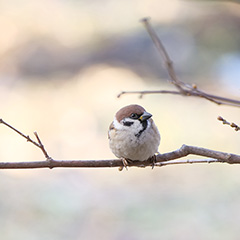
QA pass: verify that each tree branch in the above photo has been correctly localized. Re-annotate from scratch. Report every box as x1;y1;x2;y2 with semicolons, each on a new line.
0;118;51;160
0;118;240;169
217;116;240;131
118;18;240;107
0;144;239;169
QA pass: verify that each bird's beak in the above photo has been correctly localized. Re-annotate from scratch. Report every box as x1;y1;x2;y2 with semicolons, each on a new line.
139;111;152;121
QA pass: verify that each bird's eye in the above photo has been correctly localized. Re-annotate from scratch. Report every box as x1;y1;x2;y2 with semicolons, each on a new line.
130;113;139;119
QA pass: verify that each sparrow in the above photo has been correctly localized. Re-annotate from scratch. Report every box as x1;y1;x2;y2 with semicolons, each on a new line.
108;104;160;168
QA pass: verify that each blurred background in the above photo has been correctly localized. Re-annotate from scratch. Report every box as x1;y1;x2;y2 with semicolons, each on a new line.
1;0;240;239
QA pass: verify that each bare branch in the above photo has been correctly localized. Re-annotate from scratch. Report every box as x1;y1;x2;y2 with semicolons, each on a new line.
33;132;52;159
155;158;220;167
0;144;239;169
118;90;240;107
140;17;183;91
117;90;181;98
217;116;240;131
156;144;238;163
1;119;240;169
0;119;52;160
118;18;240;107
0;118;39;147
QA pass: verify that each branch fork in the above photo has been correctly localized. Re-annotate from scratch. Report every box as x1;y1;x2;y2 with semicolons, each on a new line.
118;18;240;107
0;118;52;162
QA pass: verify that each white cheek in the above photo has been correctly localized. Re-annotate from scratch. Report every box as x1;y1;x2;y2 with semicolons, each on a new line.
113;117;125;130
114;117;143;133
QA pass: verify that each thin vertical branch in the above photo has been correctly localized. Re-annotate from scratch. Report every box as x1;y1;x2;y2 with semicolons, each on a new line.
118;18;240;107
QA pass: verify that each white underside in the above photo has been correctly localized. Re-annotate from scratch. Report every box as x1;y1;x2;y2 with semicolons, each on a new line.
109;117;160;161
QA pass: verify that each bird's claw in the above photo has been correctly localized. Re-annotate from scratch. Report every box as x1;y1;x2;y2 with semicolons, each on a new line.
118;158;130;171
150;155;157;169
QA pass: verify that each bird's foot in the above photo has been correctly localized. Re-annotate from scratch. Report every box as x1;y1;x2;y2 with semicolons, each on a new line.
149;155;157;169
118;158;131;171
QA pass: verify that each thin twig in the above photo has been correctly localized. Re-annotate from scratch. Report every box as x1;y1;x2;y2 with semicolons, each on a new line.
141;17;183;91
118;18;240;107
0;119;52;161
0;119;39;147
117;90;181;98
118;90;240;107
34;132;52;159
217;116;240;131
155;158;220;167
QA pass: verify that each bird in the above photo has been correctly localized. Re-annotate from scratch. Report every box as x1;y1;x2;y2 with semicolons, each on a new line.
108;104;160;169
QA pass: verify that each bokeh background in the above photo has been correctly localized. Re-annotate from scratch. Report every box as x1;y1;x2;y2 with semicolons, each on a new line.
1;0;240;239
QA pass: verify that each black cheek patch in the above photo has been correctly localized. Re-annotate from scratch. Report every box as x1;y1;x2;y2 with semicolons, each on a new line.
135;120;148;138
123;121;134;127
